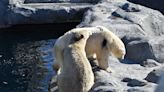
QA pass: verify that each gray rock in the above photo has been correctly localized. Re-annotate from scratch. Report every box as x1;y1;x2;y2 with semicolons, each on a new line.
141;59;161;67
90;69;121;92
127;79;147;87
125;37;155;63
145;66;164;83
149;36;164;63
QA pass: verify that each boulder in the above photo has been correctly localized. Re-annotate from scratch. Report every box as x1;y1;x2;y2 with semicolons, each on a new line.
90;69;122;92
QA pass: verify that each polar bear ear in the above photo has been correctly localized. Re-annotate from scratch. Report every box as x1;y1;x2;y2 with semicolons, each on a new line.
73;33;84;41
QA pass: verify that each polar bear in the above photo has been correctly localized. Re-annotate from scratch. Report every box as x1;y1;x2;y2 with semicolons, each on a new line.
53;26;126;72
53;27;96;71
57;30;94;92
85;26;126;72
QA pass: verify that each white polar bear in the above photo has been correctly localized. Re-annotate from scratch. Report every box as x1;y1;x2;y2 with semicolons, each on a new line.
57;30;94;92
85;26;126;72
53;26;126;72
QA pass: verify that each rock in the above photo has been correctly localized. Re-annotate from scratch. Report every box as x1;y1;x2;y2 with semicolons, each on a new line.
141;59;161;67
155;72;164;92
123;35;164;64
125;37;155;63
127;79;147;87
149;36;164;63
90;69;121;92
145;66;164;83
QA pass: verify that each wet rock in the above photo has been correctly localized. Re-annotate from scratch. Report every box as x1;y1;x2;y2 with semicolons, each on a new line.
127;79;147;87
145;66;164;83
141;59;161;67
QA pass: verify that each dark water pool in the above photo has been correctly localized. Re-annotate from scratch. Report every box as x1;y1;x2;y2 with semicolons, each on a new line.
0;22;78;92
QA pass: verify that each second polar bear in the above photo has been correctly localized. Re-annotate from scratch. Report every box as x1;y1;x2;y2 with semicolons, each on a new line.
85;26;126;72
57;30;94;92
53;26;126;72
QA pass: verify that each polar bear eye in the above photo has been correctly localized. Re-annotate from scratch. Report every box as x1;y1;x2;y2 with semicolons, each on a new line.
102;39;107;48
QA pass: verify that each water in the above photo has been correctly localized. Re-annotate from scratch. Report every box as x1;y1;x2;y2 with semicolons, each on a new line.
0;22;78;92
